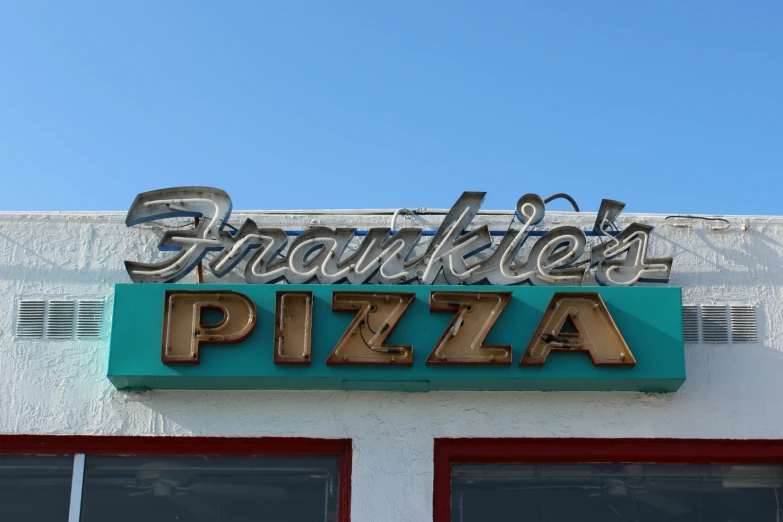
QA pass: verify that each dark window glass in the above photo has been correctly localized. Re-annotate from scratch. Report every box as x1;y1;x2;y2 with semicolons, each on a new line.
451;463;783;522
81;455;340;522
0;454;74;521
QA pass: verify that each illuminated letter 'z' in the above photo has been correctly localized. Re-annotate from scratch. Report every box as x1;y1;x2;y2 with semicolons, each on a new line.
327;292;415;365
426;291;512;365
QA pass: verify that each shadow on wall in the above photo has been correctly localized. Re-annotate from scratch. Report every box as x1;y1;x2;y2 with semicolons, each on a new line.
677;343;783;429
0;265;129;286
113;340;783;440
0;229;160;286
658;227;783;286
4;214;782;287
696;227;783;272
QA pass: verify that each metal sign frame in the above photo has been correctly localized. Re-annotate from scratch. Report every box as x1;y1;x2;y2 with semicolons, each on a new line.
108;284;685;392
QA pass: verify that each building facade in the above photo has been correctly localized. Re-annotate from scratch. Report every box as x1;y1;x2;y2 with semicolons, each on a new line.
1;189;783;521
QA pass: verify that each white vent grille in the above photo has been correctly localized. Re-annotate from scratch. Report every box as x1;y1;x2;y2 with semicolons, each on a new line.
15;297;105;341
701;305;729;344
16;300;45;339
682;305;699;343
46;300;75;339
76;300;105;339
730;305;758;343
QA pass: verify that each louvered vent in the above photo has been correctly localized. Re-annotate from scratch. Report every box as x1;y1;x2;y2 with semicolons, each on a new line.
730;305;758;343
16;300;46;339
701;305;729;344
46;300;75;339
682;305;699;343
76;300;105;339
15;297;105;341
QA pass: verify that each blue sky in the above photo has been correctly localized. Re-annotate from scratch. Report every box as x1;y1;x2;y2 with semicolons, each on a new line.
1;2;781;214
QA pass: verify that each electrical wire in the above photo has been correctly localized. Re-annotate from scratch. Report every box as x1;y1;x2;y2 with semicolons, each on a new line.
358;322;373;349
664;214;730;231
361;317;377;335
156;193;581;232
159;222;197;229
358;320;391;353
358;316;394;353
544;193;580;212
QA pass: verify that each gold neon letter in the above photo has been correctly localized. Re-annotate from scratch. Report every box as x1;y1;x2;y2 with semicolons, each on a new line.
161;290;257;364
426;291;512;365
520;292;635;366
327;292;415;365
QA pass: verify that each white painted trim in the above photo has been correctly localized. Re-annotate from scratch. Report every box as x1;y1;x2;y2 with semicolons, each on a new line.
68;453;85;522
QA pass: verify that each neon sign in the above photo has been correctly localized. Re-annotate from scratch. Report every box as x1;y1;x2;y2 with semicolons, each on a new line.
107;284;687;392
161;290;634;367
124;187;672;287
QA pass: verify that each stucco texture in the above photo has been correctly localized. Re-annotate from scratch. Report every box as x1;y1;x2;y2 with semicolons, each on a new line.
1;210;782;521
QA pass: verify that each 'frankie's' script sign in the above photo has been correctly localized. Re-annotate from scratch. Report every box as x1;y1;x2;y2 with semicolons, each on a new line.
124;187;672;287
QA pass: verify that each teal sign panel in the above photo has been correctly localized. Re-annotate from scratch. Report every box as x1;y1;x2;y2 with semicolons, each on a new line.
107;284;685;392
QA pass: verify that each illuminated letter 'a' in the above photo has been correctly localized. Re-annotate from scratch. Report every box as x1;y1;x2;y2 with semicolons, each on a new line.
520;293;635;366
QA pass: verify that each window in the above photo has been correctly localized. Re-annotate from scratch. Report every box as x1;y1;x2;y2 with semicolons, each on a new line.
0;454;74;521
81;455;341;522
452;463;783;521
0;436;351;522
435;438;783;522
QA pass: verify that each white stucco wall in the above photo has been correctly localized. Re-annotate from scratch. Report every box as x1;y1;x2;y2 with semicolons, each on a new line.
1;208;782;521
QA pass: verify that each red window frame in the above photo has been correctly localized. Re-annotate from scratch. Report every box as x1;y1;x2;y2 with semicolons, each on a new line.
434;437;783;522
0;435;351;522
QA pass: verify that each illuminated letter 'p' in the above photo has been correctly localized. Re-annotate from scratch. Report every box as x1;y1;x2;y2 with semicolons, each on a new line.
162;291;257;364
